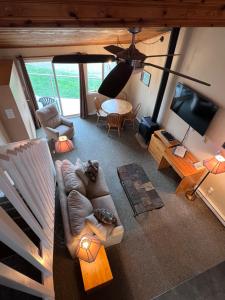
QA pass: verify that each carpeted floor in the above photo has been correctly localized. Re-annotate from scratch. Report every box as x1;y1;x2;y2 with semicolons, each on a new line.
50;116;225;300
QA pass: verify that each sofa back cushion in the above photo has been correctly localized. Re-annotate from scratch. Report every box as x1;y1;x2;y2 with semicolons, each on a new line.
67;190;93;235
61;159;86;196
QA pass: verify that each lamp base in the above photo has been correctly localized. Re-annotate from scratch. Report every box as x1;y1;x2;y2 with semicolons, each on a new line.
185;190;196;201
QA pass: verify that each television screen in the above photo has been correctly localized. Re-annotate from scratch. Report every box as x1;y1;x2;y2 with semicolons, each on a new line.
170;83;218;136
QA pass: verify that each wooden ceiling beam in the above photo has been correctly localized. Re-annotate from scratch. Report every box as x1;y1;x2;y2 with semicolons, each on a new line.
0;1;225;27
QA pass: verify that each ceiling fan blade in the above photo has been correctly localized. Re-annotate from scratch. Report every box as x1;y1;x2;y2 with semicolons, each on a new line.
145;54;181;58
98;62;133;98
52;54;115;64
104;45;125;55
144;62;210;86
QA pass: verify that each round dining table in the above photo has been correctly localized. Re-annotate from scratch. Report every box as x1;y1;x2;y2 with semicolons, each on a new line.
101;99;133;115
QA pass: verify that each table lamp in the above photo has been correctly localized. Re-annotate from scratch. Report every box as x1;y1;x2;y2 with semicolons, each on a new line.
186;154;225;200
76;235;101;263
55;135;74;153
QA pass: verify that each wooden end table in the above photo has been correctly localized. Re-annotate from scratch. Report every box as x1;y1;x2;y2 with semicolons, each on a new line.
79;245;113;292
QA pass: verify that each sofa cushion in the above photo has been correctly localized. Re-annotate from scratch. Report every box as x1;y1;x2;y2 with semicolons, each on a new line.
67;190;93;235
86;167;110;199
91;194;121;226
85;214;113;241
56;124;71;136
61;160;86;195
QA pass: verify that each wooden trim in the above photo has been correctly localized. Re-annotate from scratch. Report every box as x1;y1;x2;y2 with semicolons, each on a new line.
0;2;225;27
0;207;52;274
0;168;50;247
0;263;54;299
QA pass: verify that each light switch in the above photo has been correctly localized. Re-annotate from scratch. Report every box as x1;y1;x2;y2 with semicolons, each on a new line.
5;108;15;119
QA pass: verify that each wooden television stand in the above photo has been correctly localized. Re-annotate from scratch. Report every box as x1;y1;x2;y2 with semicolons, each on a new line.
148;130;205;193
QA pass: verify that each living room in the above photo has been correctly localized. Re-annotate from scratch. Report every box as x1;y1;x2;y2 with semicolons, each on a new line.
0;2;225;300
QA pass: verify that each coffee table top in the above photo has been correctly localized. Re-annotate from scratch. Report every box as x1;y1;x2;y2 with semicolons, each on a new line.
101;99;132;115
79;245;113;292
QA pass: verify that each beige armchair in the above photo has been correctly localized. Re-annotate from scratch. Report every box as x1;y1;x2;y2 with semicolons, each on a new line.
36;104;74;141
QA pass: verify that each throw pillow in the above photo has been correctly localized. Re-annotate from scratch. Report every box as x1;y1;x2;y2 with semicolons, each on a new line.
67;190;93;235
61;160;86;195
75;158;99;185
85;214;109;241
75;158;89;186
84;160;99;182
94;208;117;226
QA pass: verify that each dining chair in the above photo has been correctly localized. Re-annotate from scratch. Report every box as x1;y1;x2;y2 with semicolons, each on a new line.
93;96;107;124
123;103;141;129
106;113;122;137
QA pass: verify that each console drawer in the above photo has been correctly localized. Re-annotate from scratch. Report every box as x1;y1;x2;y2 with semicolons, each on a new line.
148;134;166;163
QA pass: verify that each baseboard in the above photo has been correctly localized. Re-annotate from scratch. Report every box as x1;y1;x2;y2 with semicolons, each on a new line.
197;189;225;227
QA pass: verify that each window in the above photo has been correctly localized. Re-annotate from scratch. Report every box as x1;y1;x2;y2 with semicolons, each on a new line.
87;62;116;93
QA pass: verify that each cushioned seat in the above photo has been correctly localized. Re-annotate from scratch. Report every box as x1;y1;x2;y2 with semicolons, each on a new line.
91;194;121;226
56;124;73;137
86;167;110;199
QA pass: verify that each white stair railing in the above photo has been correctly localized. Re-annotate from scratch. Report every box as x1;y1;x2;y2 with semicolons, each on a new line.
0;138;55;299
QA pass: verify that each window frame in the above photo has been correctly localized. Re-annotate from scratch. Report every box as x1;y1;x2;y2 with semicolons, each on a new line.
86;62;116;94
86;63;104;95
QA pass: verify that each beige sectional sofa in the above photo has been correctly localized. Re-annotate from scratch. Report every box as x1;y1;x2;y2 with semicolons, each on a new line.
55;159;124;258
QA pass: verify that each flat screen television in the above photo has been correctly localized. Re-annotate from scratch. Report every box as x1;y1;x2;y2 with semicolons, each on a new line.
170;83;218;136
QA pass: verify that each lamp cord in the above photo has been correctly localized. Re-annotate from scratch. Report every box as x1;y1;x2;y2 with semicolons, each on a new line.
191;171;210;196
181;125;191;145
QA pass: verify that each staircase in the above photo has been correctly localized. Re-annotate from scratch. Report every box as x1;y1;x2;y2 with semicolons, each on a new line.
0;139;55;299
0;196;42;299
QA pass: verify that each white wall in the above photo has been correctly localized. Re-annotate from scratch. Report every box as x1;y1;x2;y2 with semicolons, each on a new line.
0;120;9;145
126;27;225;221
124;32;170;119
10;62;36;139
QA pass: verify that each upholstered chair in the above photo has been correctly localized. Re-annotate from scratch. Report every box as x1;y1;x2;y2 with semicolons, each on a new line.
36;104;74;141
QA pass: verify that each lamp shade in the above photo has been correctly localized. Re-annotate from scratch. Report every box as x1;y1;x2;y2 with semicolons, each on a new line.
203;154;225;174
76;235;101;263
55;136;73;153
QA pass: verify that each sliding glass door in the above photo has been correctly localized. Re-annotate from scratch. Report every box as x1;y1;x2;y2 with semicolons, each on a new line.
25;60;80;117
53;63;80;116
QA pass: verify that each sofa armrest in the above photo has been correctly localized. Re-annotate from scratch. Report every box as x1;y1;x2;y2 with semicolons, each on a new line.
61;117;73;128
45;127;59;140
111;225;124;238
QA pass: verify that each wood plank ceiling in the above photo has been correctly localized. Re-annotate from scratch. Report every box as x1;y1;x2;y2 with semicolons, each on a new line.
0;28;168;48
0;0;225;48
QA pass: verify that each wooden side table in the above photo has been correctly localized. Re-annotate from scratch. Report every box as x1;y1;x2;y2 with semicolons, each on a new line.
79;245;113;292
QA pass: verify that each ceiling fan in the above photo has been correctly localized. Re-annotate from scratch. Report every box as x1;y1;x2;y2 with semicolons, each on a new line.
53;27;210;98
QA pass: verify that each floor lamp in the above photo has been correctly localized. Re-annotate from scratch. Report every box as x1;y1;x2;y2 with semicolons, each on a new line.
186;154;225;201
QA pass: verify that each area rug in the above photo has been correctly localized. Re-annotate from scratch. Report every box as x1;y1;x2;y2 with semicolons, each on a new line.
117;163;164;216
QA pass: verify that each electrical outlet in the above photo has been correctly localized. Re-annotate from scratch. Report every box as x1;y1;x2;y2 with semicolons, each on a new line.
207;187;214;195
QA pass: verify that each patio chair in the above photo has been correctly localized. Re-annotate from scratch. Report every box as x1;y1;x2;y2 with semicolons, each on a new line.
39;97;60;111
93;96;107;124
122;103;141;129
36;104;74;141
107;113;122;137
